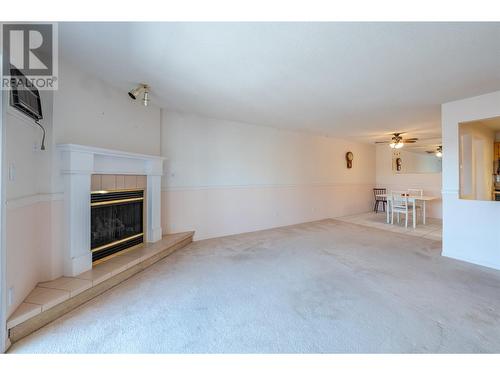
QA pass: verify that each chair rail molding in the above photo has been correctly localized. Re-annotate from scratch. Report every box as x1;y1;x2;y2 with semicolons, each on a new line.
57;144;165;276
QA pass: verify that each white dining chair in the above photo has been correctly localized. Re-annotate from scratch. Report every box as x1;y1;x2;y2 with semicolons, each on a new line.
386;190;406;223
408;189;424;222
391;192;413;228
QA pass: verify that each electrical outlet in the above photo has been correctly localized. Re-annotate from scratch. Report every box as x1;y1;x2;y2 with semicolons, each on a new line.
8;163;15;181
7;287;14;306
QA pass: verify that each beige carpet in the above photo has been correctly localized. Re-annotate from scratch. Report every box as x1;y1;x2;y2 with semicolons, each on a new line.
9;219;500;353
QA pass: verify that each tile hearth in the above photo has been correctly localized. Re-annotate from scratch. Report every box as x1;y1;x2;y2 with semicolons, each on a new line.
6;232;194;337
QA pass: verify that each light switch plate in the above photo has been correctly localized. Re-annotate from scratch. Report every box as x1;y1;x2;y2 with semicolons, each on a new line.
7;287;13;306
8;163;15;181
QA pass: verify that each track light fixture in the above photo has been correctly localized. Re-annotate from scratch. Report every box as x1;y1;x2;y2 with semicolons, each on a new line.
128;84;150;106
142;90;150;107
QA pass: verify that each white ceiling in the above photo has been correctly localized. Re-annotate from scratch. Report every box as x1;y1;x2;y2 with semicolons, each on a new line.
59;22;500;143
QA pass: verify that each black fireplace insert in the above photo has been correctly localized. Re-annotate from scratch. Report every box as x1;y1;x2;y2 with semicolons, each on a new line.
91;189;144;262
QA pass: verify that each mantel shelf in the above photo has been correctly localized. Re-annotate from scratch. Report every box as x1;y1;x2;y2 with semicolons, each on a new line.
56;144;166;162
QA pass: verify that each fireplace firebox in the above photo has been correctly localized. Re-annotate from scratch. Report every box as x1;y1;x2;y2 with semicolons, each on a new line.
91;189;144;262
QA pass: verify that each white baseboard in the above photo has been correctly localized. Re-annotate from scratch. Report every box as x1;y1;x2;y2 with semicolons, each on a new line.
442;252;500;271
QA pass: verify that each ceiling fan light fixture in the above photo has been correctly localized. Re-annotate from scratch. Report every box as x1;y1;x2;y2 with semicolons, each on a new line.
377;133;416;149
435;146;443;158
390;140;404;149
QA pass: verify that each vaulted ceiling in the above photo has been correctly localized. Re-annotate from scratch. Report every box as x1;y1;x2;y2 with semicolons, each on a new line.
59;22;500;143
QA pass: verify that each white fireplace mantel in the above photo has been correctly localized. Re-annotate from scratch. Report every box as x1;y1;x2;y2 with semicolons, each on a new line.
57;144;166;276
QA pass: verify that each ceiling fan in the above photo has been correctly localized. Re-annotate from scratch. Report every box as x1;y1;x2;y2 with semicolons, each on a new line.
375;133;418;149
426;145;443;158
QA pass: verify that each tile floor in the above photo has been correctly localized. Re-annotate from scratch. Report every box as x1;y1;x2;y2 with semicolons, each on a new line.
336;211;442;240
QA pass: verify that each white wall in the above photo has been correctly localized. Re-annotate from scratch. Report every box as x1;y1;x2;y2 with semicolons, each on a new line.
1;51;7;352
161;111;376;240
4;89;58;317
375;145;442;218
53;59;161;156
442;90;500;270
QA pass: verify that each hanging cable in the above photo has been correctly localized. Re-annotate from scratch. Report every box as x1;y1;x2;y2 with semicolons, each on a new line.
34;120;46;150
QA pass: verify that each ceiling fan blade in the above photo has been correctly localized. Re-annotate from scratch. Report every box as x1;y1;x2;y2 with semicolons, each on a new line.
375;141;390;144
403;140;417;143
405;138;419;141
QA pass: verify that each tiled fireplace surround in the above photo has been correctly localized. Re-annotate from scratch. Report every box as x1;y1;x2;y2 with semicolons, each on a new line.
58;144;165;276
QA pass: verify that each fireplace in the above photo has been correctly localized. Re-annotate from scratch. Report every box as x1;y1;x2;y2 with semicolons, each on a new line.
91;189;144;262
58;144;164;276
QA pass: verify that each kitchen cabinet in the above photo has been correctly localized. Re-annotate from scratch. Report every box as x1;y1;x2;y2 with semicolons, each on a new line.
495;142;500;159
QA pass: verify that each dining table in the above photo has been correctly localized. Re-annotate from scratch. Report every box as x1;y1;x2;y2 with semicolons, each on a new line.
376;193;438;229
